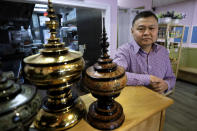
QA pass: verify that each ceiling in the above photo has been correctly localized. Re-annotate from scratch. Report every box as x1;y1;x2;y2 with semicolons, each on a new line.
6;0;189;9
118;0;189;9
152;0;187;7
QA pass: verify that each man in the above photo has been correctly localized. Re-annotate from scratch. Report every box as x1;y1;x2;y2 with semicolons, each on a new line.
114;11;176;94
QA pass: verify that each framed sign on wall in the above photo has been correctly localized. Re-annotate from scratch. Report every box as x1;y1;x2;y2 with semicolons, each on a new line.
191;26;197;44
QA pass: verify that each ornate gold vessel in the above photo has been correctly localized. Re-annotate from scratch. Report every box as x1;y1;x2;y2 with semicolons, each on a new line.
0;70;41;131
23;0;85;130
84;18;127;130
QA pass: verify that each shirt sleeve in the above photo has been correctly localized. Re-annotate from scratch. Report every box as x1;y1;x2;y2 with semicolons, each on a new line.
163;51;176;91
126;72;150;86
113;46;150;86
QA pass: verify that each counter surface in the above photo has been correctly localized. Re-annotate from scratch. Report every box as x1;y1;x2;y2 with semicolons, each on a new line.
69;86;174;131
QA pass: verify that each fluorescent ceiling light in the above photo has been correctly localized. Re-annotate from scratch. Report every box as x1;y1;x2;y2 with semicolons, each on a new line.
34;8;47;12
35;4;48;8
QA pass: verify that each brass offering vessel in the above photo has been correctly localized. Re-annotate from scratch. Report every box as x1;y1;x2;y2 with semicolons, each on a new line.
0;70;41;131
84;18;127;130
23;0;85;130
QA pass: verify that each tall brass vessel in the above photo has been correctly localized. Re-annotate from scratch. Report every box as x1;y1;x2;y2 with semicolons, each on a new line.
84;18;127;130
23;0;85;130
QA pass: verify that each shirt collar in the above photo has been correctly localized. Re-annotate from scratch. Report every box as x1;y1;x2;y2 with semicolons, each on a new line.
132;41;158;54
152;43;158;52
132;40;140;54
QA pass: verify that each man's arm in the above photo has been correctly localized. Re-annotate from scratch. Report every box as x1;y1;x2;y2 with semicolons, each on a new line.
149;50;176;93
163;54;176;91
150;74;175;94
150;75;169;94
114;46;150;86
125;72;150;86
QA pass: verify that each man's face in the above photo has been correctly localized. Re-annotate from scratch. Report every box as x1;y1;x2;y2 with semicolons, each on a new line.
131;16;158;48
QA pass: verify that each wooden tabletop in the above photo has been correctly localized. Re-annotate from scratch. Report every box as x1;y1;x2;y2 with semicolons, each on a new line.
69;86;174;131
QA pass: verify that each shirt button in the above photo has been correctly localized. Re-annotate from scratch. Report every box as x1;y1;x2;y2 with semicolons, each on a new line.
149;66;152;69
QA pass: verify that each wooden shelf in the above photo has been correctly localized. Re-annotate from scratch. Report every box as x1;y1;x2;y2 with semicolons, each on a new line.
157;38;165;42
159;24;184;27
157;38;181;43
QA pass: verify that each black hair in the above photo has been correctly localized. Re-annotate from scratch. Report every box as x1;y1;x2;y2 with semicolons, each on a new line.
132;11;158;26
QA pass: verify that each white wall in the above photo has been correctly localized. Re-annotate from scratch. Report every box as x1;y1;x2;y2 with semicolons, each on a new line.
118;0;152;10
118;9;137;47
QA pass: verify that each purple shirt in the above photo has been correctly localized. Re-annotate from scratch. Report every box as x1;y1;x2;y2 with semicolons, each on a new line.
113;41;176;91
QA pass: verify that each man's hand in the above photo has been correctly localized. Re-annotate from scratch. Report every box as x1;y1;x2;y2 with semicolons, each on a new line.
149;75;168;94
